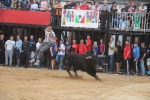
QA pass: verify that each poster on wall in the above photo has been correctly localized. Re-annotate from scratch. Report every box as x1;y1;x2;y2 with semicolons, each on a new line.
61;9;99;28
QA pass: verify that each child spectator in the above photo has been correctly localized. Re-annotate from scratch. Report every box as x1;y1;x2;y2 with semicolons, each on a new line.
5;36;15;67
115;40;123;75
79;39;87;54
30;0;38;10
139;42;146;76
46;4;51;11
139;3;147;29
50;38;57;70
13;3;17;9
125;2;130;12
118;8;127;30
93;41;98;55
80;0;89;10
56;39;65;70
17;2;22;10
65;41;71;55
64;1;69;9
71;39;78;53
146;43;150;75
128;1;136;12
68;0;76;9
123;40;131;75
99;39;105;69
133;9;141;30
127;9;133;29
73;2;80;9
90;0;95;10
40;0;47;10
133;42;140;76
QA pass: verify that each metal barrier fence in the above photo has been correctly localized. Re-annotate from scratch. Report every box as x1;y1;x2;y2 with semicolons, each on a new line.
110;12;150;32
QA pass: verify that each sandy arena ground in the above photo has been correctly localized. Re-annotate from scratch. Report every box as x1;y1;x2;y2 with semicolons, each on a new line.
0;67;150;100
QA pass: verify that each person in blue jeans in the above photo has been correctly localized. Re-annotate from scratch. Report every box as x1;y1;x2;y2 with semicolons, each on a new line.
139;42;146;76
15;35;22;67
133;42;140;75
5;36;15;67
56;39;65;70
108;37;115;73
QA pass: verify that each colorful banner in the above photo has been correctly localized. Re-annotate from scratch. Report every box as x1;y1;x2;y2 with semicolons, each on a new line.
0;9;51;25
61;9;99;28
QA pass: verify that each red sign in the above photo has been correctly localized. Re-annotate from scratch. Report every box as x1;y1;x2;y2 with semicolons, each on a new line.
0;9;51;25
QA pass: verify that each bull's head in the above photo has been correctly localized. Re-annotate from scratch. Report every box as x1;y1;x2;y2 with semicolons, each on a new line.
85;56;92;59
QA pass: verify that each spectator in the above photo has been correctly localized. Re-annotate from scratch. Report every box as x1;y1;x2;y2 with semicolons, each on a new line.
110;2;118;29
132;42;140;76
36;38;42;68
100;0;110;11
68;0;76;9
125;2;130;12
29;35;36;67
15;35;22;67
139;42;146;76
5;36;15;67
50;38;57;70
17;2;22;10
80;0;89;10
123;40;131;75
118;8;127;30
71;39;78;53
139;3;147;29
73;2;80;9
64;1;69;9
93;41;98;55
108;37;115;73
22;0;31;9
91;2;100;10
90;0;95;10
54;2;63;25
29;25;56;66
40;0;47;10
99;39;105;69
22;36;30;68
127;8;134;29
65;41;71;55
36;38;42;50
46;4;51;11
13;3;17;9
30;0;38;10
0;34;5;66
86;35;92;54
128;1;136;12
115;40;123;75
79;39;87;54
49;0;54;6
133;9;141;30
1;0;11;7
56;39;65;70
146;43;150;75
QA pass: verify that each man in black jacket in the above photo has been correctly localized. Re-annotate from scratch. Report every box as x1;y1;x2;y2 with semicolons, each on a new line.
22;36;30;68
0;34;5;66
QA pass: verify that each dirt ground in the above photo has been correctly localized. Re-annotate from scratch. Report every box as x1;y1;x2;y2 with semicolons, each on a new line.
0;67;150;100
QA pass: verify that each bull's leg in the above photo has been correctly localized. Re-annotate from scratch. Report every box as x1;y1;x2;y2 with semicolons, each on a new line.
67;67;72;76
74;69;78;76
87;72;102;81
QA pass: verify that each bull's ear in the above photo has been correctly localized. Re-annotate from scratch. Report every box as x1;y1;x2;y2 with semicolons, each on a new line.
85;56;92;59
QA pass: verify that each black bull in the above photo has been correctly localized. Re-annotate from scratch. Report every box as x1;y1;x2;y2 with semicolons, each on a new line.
64;53;102;81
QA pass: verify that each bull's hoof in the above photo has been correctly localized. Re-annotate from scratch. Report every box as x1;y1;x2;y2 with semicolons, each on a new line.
76;75;83;78
97;78;102;81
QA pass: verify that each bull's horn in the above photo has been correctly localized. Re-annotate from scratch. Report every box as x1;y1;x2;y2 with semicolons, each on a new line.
85;56;92;59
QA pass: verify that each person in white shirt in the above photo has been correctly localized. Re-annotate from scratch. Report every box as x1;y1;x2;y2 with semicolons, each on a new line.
30;0;39;10
108;37;115;73
5;36;15;67
56;39;65;70
29;25;55;66
36;38;42;50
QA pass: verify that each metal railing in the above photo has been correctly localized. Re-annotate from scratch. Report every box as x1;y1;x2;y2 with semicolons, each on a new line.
110;12;150;32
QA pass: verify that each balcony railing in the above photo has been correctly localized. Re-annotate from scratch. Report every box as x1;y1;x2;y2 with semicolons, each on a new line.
110;12;150;32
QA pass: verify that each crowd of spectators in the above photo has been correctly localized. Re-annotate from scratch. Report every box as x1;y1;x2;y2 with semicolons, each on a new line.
0;28;150;76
